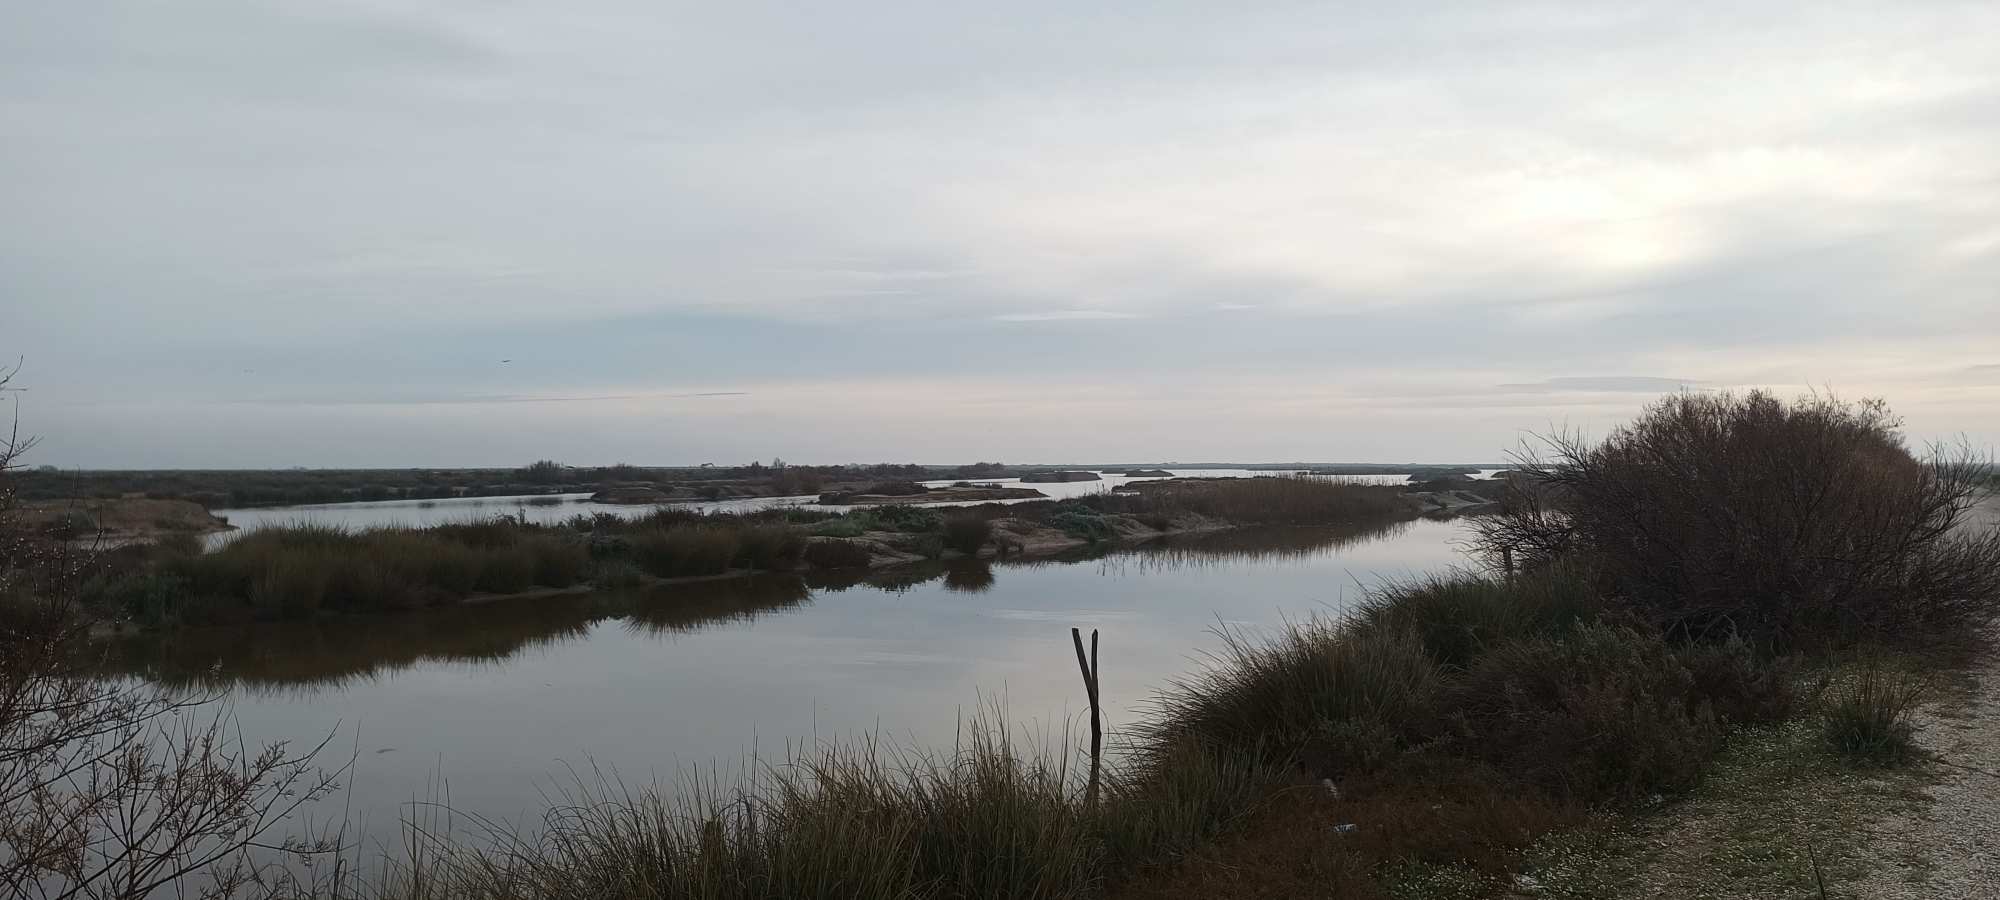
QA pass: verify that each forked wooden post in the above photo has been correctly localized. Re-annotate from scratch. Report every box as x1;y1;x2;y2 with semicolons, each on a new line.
1071;627;1102;809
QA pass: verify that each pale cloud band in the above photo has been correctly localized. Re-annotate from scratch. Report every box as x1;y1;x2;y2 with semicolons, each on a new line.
2;1;1996;465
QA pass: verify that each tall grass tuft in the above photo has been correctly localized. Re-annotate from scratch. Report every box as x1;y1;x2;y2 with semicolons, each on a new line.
1139;621;1442;776
1822;662;1929;765
380;712;1282;900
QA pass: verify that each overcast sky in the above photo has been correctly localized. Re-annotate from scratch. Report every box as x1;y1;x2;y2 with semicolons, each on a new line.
5;1;1997;467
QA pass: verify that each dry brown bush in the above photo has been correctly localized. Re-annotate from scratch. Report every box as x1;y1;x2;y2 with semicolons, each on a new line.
1474;391;2000;650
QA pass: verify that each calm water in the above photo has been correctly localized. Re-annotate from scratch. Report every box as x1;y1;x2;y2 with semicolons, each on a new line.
105;516;1479;841
204;468;1493;539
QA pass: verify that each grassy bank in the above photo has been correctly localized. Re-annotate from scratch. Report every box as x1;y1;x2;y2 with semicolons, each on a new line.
81;478;1417;628
334;564;1977;900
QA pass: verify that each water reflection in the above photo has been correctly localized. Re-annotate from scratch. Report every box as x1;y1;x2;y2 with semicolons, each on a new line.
101;521;1411;696
101;515;1472;832
1119;522;1417;572
942;562;996;593
97;575;812;695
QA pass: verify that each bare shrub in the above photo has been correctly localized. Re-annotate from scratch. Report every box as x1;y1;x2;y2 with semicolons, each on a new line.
1;363;344;899
1474;391;2000;650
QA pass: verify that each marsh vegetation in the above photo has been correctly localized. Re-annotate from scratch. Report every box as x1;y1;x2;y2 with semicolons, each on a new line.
78;478;1417;630
9;390;1997;899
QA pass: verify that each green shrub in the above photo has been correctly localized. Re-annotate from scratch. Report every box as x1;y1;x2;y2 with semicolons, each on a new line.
1453;624;1722;799
1352;567;1599;669
941;516;992;555
808;517;867;538
871;505;942;534
1050;511;1115;543
1142;623;1441;774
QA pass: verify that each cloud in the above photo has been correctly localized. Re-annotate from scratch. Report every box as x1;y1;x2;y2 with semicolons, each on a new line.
230;390;750;407
5;2;1999;463
1495;377;1704;394
991;311;1144;322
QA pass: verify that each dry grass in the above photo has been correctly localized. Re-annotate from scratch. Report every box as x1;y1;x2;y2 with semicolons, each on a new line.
1822;662;1931;765
371;716;1281;900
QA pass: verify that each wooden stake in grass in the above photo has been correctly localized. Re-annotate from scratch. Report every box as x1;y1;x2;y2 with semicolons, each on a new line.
1071;626;1102;810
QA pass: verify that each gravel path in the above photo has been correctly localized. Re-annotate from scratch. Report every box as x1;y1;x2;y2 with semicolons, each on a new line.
1851;652;2000;899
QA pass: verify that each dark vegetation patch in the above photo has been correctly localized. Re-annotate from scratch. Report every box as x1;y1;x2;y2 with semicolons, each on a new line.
940;515;992;555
